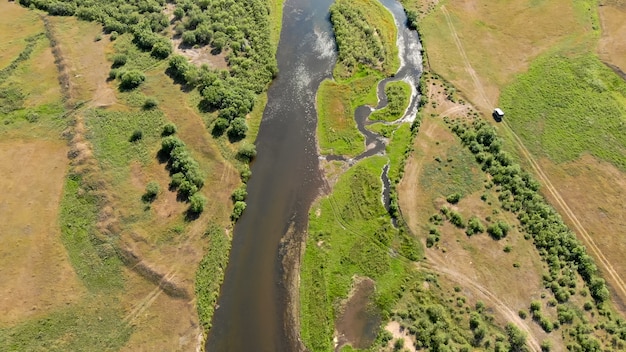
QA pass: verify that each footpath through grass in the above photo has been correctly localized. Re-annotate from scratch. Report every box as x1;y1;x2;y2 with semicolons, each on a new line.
500;53;626;170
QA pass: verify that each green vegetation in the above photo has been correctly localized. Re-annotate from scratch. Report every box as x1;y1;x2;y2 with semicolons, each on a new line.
0;297;131;351
60;176;125;292
300;156;421;351
500;53;626;169
370;81;412;122
316;80;366;156
195;224;231;331
330;0;398;78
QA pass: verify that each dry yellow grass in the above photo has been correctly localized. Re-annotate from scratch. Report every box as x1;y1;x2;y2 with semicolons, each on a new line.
0;140;84;326
0;2;43;69
420;0;592;112
599;1;626;70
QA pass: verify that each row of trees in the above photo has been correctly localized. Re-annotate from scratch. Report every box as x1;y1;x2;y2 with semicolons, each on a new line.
451;119;609;304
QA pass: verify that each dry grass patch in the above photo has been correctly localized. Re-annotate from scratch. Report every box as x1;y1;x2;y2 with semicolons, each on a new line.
48;16;115;106
398;115;554;349
599;1;626;71
539;155;626;303
0;140;84;325
420;0;593;111
0;2;43;69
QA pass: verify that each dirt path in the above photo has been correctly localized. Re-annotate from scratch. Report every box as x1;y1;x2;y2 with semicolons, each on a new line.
440;5;492;110
502;122;626;303
421;257;541;352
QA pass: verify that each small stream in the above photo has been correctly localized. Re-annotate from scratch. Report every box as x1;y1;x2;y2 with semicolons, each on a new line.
205;0;422;350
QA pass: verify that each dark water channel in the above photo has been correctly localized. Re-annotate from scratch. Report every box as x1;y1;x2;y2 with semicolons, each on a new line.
206;0;336;351
206;0;422;350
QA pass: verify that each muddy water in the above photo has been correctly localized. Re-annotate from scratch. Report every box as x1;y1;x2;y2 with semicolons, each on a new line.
205;0;336;351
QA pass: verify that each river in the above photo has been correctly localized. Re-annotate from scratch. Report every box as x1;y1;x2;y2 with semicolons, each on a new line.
206;0;422;350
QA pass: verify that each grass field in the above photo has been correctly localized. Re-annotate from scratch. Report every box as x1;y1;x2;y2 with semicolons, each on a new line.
499;53;626;169
300;156;414;351
0;140;82;325
410;0;626;322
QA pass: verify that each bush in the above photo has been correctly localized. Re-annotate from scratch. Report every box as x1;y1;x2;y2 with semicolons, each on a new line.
189;193;207;214
231;185;247;202
232;201;246;221
112;53;127;67
109;31;118;41
143;181;160;202
162;123;177;136
487;221;510;240
129;129;143;142
152;40;172;59
237;143;257;162
227;117;248;140
446;192;462;204
120;70;146;90
466;216;485;236
143;97;158;110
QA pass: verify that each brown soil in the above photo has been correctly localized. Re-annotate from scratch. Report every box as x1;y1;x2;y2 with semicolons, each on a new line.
0;140;84;326
599;2;626;72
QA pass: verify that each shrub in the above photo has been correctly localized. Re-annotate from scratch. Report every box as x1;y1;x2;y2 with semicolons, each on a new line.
487;221;510;240
231;185;247;202
449;211;465;228
237;143;257;162
152;40;172;59
120;70;146;89
109;31;118;41
129;129;143;142
232;201;246;221
162;123;177;136
143;97;159;110
189;193;207;214
446;192;462;204
466;216;485;236
228;117;248;140
143;181;160;202
112;53;127;67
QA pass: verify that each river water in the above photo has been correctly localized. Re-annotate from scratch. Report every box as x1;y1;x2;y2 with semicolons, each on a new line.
205;0;336;350
206;0;422;350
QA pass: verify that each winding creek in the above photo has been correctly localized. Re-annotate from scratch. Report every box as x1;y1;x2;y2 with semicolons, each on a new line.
206;0;422;350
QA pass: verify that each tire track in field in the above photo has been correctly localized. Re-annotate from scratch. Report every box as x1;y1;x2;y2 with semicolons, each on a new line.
440;5;492;109
502;121;626;302
421;258;541;352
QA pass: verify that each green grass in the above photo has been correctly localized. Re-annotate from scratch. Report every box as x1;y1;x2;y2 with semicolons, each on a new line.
0;296;131;352
59;175;125;292
85;108;166;180
500;53;626;170
195;223;231;332
419;139;484;199
300;156;415;351
316;80;366;157
112;34;162;72
370;81;412;122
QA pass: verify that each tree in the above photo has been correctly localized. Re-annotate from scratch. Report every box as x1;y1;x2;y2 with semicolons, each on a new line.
237;143;257;162
120;70;146;90
151;40;172;59
505;323;528;352
228;117;248;140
